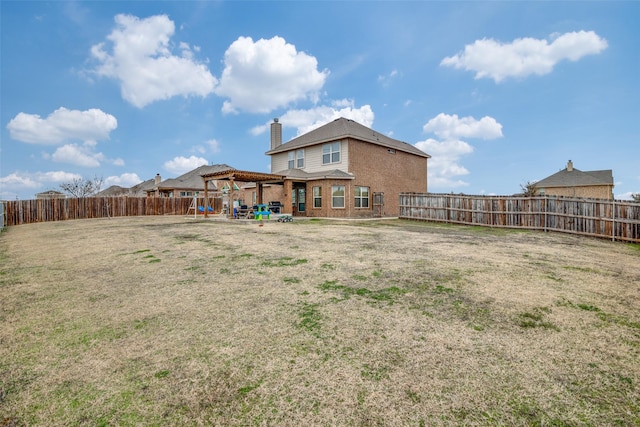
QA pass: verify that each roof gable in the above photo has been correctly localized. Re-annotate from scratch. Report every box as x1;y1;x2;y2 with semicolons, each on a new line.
266;117;430;158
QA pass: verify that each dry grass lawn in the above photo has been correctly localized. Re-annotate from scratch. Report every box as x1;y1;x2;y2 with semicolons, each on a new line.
1;216;639;426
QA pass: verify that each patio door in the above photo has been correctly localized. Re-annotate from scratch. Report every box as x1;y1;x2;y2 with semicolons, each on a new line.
292;186;306;215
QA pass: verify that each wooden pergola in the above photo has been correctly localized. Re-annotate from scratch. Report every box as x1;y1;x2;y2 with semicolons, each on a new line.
201;169;286;218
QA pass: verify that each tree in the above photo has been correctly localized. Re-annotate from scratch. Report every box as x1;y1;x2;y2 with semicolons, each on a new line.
520;181;538;197
632;193;640;203
59;176;104;198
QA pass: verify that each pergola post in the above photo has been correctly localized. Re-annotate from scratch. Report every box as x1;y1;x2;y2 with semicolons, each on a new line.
257;183;264;205
203;177;209;218
229;176;235;218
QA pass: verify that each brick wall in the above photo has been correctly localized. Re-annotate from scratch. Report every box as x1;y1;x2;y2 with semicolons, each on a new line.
542;185;613;200
348;139;428;216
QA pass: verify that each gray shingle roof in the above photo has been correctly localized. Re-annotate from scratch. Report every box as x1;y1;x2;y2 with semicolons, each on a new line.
157;164;234;190
265;117;430;158
272;168;355;180
534;167;613;188
128;178;156;195
95;185;128;196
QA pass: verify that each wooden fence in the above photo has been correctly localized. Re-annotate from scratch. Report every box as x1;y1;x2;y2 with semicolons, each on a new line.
399;193;640;243
2;197;210;227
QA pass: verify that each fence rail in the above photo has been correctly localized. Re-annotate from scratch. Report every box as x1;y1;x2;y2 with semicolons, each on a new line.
3;197;200;227
399;193;640;243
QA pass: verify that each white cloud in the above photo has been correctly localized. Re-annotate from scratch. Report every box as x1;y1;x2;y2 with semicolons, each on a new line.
415;138;473;189
104;173;142;187
90;14;217;108
192;139;220;155
423;113;503;140
37;171;82;183
441;30;608;82
7;107;117;144
205;139;220;153
378;69;400;86
0;172;41;189
615;191;640;201
418;113;503;191
215;36;329;114
251;100;374;137
51;143;105;167
163;155;208;175
0;170;82;199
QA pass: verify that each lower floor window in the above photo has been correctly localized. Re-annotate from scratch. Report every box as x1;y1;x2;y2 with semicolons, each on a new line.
332;185;345;208
355;186;369;208
313;186;322;208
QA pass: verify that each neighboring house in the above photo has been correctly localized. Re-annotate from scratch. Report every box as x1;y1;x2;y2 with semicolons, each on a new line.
533;160;614;200
95;177;157;197
147;164;235;197
128;178;158;196
95;185;128;197
260;117;430;217
36;190;66;199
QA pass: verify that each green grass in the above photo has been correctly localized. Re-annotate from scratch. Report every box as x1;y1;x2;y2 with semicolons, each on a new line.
518;307;559;331
261;257;308;267
317;280;406;304
296;302;322;337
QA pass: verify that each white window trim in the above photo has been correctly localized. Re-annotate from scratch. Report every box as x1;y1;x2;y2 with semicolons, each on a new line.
313;186;322;208
331;185;345;209
323;141;341;165
288;152;295;169
354;186;370;209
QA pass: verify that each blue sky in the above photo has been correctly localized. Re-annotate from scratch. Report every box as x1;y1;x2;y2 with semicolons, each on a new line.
1;1;638;200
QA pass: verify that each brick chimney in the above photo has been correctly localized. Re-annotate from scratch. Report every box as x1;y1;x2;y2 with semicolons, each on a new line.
155;173;162;185
567;160;573;172
270;118;282;150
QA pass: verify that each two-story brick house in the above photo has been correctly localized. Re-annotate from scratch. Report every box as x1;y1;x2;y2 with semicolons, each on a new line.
263;117;430;218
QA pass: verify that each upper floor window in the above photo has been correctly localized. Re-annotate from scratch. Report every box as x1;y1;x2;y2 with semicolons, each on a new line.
288;149;305;169
323;141;341;165
296;149;305;168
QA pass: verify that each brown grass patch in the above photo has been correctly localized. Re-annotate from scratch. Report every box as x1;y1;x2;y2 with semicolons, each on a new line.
1;217;639;426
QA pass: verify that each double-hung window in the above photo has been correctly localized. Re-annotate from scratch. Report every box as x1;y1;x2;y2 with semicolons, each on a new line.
354;186;369;208
322;141;341;164
331;185;345;208
288;150;305;169
313;186;322;208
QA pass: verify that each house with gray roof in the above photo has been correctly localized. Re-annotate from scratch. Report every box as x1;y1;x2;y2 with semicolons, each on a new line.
146;164;235;198
95;177;158;197
533;160;614;200
262;117;430;217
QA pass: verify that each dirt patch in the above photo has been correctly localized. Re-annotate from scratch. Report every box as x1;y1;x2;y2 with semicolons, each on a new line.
1;216;639;425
